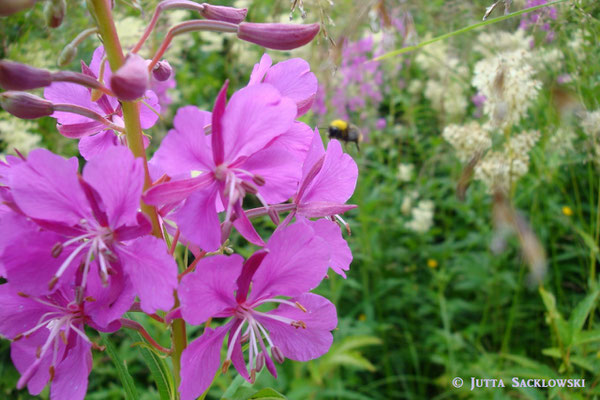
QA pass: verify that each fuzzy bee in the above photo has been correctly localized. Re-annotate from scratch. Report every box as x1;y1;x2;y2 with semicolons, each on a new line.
328;119;363;151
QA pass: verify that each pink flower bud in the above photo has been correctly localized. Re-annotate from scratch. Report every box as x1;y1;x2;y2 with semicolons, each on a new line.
200;3;247;24
152;60;173;82
0;0;35;16
0;61;52;91
0;92;54;119
44;0;66;28
237;22;320;50
110;54;149;101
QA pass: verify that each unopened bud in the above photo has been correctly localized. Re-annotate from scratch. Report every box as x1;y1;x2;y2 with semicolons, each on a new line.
0;0;35;16
238;22;320;50
201;3;247;24
0;92;54;119
58;44;78;67
110;53;149;101
0;61;52;91
152;60;173;82
271;346;285;364
44;0;66;28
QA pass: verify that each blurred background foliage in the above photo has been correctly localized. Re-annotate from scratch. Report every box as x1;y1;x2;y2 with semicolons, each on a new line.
2;0;600;399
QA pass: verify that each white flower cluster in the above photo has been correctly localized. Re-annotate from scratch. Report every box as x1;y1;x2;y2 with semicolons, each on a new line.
547;127;577;159
581;110;600;138
0;118;41;157
474;130;540;193
397;163;414;182
474;29;531;58
472;49;541;129
442;122;492;162
415;39;469;118
405;199;435;234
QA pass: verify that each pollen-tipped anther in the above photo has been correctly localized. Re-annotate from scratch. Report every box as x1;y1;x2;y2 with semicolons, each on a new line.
49;365;56;381
291;320;306;329
295;301;307;312
221;359;231;374
51;243;63;258
252;174;266;186
271;346;285;364
256;352;265;372
240;180;259;195
48;276;59;290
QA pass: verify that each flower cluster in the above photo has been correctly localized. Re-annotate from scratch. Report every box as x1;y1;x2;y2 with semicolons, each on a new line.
442;122;492;163
0;2;355;400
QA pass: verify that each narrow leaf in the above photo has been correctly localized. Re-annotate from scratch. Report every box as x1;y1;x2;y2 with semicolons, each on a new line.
100;332;139;400
569;289;600;334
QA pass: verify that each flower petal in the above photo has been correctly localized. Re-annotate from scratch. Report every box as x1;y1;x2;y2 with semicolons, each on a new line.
10;149;89;225
248;53;272;85
83;146;145;228
11;329;55;395
179;324;230;400
51;332;92;400
300;217;351;278
264;58;317;116
174;184;222;251
78;131;120;160
256;293;336;361
248;223;329;302
179;254;241;325
139;90;161;129
116;236;178;314
0;285;55;339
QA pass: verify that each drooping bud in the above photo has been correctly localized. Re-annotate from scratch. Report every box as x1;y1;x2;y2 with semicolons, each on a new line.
237;22;320;50
58;44;78;67
110;53;149;101
0;92;54;119
271;346;285;364
0;61;52;91
152;60;173;82
44;0;66;28
200;3;247;24
0;0;35;16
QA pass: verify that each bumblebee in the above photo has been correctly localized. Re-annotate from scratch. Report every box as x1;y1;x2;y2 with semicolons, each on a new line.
328;119;363;151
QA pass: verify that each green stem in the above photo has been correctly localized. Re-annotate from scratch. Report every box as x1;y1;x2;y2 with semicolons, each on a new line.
89;0;162;238
171;302;187;388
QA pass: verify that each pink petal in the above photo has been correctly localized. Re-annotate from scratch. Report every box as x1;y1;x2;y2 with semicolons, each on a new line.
11;329;55;395
300;139;358;205
84;265;136;328
179;254;241;325
51;332;92;400
232;201;265;247
44;82;105;125
256;293;336;361
211;81;228;165
0;285;55;339
57;120;108;139
248;53;272;85
144;174;215;206
10;149;89;225
78;130;121;160
227;319;251;381
221;83;296;162
297;202;357;218
174;185;222;251
139;90;161;129
83;146;144;228
301;217;351;278
89;46;112;84
151;106;213;176
248;223;329;302
300;129;326;183
236;250;268;303
116;236;178;314
264;58;317;116
179;323;230;400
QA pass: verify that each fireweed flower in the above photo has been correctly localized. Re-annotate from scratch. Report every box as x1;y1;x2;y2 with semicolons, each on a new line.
0;283;118;400
177;223;336;400
248;53;317;116
44;46;160;159
145;81;312;251
3;146;177;324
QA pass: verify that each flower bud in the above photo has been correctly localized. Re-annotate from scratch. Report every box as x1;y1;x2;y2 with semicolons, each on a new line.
0;61;52;91
152;60;173;82
238;22;320;50
44;0;66;28
0;0;35;16
201;3;247;24
58;44;78;67
0;92;54;119
110;54;149;101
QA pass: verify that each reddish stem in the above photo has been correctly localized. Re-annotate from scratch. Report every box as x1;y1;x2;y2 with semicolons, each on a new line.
178;251;207;280
169;228;180;256
120;318;171;354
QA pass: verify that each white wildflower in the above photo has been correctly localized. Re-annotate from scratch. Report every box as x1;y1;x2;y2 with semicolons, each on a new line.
472;50;541;128
442;122;492;162
474;29;532;57
397;163;414;182
0;118;41;155
581;110;600;138
406;200;435;233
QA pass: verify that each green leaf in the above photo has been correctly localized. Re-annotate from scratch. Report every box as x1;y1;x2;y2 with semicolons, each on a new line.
568;289;600;334
124;331;176;400
573;330;600;345
247;388;287;399
99;332;139;400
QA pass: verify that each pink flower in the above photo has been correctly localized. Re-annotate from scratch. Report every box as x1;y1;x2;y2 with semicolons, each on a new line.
177;223;336;400
3;147;177;325
0;283;118;400
44;47;160;160
145;81;312;251
248;53;317;116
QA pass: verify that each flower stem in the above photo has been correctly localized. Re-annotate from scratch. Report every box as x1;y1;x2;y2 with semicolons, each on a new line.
89;0;162;239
